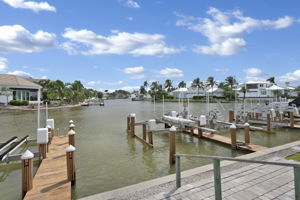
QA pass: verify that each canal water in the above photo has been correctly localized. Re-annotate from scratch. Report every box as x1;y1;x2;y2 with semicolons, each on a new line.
0;100;299;199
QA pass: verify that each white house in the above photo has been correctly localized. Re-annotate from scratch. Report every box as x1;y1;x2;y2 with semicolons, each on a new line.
0;74;42;104
172;87;224;99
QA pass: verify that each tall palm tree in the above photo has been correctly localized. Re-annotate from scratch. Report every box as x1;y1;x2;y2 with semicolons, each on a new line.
54;80;66;101
139;86;147;97
191;77;204;97
267;77;275;84
207;76;217;95
164;79;173;92
143;81;148;88
241;86;248;99
225;76;236;89
178;81;186;88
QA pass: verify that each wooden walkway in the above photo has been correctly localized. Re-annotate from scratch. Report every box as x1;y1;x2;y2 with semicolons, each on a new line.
24;136;71;200
186;129;267;152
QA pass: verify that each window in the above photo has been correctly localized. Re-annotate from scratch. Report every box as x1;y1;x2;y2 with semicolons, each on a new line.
261;90;266;95
259;84;264;87
246;84;258;89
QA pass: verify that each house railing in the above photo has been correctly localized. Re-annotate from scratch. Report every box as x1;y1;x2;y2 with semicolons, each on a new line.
175;154;300;200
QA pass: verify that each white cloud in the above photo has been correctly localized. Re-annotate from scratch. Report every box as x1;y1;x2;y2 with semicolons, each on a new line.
176;7;298;56
130;74;145;79
243;67;268;82
62;28;180;56
123;66;144;74
157;67;184;78
0;25;56;53
8;70;32;77
120;86;140;92
87;80;124;86
119;0;140;8
279;70;300;84
2;0;56;12
0;57;8;72
60;42;78;55
126;17;134;21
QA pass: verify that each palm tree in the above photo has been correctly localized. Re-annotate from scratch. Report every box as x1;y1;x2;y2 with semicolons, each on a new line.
139;86;147;97
241;86;248;99
164;79;173;92
191;77;204;97
225;76;236;88
143;81;148;88
267;77;275;84
207;76;217;96
54;80;66;101
178;81;186;88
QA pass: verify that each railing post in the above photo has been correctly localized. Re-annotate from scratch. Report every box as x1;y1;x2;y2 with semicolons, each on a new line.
213;159;222;200
66;145;76;185
21;150;34;198
176;155;181;188
294;167;300;200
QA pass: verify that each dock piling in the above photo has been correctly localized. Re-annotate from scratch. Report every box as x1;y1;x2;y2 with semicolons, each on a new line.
21;150;34;198
69;123;75;131
290;112;295;128
267;113;271;132
244;123;250;144
229;110;234;123
230;124;237;150
37;128;48;159
68;130;76;146
142;124;147;141
197;121;203;138
66;145;76;185
127;116;131;133
130;113;136;137
169;126;176;165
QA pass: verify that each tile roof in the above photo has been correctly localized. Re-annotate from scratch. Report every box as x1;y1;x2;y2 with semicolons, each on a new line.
0;74;41;89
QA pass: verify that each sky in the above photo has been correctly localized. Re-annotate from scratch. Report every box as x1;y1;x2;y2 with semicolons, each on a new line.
0;0;300;91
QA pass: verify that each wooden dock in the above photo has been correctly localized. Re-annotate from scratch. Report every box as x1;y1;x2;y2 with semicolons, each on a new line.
24;136;71;200
186;129;267;152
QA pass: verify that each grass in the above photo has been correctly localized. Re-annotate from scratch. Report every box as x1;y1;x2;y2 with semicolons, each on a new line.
286;153;300;161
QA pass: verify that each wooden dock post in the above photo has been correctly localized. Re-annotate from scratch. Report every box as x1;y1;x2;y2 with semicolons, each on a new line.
47;125;52;144
37;128;48;159
290;112;295;128
148;131;153;145
130;113;136;137
267;113;271;131
21;150;34;198
69;120;74;125
66;145;76;185
255;113;259;120
279;111;284;122
68;130;76;146
229;110;234;123
230;124;237;150
244;123;250;144
47;119;55;138
169;126;176;165
147;119;156;145
142;123;147;141
127;116;131;133
197;121;202;138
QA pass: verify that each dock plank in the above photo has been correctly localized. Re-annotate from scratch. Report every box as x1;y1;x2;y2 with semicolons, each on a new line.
24;136;71;200
186;129;267;152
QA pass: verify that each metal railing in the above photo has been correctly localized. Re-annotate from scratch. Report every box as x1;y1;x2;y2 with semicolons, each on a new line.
175;154;300;200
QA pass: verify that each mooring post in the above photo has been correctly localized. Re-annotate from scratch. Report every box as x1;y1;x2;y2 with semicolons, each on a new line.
169;126;177;165
130;113;136;137
244;122;250;144
255;113;259;120
197;121;202;138
290;112;295;128
47;125;52;150
279;111;284;122
267;113;271;131
142;123;147;141
21;150;34;198
127;115;131;133
46;119;55;139
66;145;76;185
69;120;74;126
229;110;234;123
69;123;75;131
148;131;153;145
230;124;237;150
37;128;48;159
68;130;76;146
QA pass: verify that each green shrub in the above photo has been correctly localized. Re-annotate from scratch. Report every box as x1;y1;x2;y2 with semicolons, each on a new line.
9;100;29;106
43;99;51;104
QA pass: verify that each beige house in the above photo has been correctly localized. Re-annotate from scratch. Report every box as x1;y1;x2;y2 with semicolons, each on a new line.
0;74;41;104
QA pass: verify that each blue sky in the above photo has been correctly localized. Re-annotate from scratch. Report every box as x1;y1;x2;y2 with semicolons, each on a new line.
0;0;300;91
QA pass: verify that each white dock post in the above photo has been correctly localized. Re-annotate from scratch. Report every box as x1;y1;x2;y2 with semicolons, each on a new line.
21;150;34;198
68;130;76;146
66;145;76;185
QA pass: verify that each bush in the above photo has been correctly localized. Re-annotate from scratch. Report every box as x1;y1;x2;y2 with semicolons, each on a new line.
192;96;205;100
9;100;29;106
43;99;51;104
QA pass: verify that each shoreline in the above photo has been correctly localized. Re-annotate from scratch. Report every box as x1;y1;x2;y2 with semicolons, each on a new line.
0;104;82;111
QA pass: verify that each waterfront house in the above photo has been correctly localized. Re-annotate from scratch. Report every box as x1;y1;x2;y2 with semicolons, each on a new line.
0;74;41;104
172;87;224;99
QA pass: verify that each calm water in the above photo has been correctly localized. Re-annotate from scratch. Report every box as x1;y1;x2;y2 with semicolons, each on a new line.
0;100;300;199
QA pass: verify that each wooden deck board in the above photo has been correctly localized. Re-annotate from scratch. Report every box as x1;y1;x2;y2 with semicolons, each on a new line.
24;136;71;200
186;129;267;152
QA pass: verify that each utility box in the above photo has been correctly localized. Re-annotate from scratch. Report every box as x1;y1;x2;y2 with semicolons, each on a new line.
37;128;48;144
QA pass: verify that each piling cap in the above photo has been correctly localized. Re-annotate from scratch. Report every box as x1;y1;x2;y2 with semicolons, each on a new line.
46;125;51;129
66;145;76;152
170;126;177;132
69;120;74;123
69;123;75;128
244;122;250;126
21;150;34;160
68;130;76;135
230;124;236;129
130;113;136;117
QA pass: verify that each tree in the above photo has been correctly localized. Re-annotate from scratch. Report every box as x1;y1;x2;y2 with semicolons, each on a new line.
225;76;236;89
207;76;217;96
164;79;173;92
267;77;275;84
178;81;186;88
191;77;204;97
241;86;248;99
97;92;103;99
0;87;12;105
139;86;147;97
